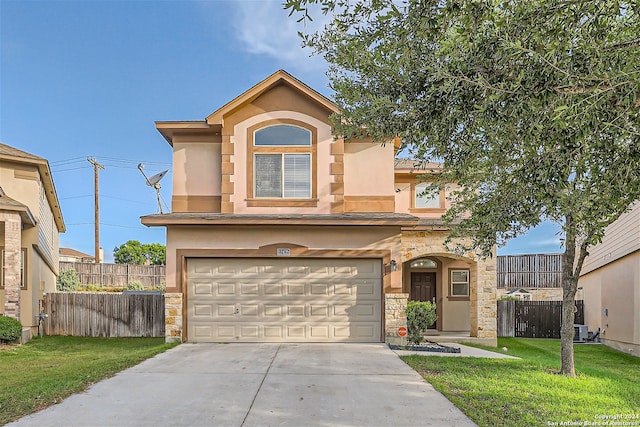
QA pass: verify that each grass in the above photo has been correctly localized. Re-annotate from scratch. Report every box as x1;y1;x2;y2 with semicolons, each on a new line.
0;336;177;425
402;338;640;427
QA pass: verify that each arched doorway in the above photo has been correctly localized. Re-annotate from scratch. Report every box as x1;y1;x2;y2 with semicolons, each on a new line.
408;257;439;329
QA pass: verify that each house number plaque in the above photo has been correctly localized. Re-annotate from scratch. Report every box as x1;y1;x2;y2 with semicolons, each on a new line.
276;248;291;256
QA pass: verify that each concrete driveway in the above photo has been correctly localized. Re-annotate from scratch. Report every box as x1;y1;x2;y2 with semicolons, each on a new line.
9;343;476;427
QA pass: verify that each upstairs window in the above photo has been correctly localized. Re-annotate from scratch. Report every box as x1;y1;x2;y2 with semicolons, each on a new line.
248;121;317;206
413;182;445;210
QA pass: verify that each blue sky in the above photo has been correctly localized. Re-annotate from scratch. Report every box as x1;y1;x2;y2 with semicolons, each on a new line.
0;0;562;261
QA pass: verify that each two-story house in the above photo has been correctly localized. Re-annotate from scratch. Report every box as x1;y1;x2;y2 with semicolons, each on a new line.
142;71;497;345
0;143;65;342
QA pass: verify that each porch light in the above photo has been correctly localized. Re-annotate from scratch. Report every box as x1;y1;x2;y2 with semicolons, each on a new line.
390;260;398;272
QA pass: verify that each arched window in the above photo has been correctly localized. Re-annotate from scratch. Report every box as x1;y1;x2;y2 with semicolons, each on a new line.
410;258;437;269
251;124;313;199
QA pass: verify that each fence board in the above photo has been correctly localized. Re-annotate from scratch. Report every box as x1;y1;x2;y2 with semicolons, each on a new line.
497;254;563;289
497;300;584;338
59;261;166;288
43;293;165;337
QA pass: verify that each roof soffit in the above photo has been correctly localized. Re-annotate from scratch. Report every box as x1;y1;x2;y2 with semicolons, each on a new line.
0;144;65;232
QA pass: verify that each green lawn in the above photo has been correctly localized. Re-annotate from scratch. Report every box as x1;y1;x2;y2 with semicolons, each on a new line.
402;338;640;427
0;336;176;425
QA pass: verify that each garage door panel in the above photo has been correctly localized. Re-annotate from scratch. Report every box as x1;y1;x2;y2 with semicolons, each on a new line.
187;258;382;342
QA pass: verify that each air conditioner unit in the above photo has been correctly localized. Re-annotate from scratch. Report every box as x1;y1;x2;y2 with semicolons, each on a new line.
574;324;588;343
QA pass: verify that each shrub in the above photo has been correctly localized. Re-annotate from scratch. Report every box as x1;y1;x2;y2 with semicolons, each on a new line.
56;269;80;291
498;295;518;301
154;281;166;293
0;316;22;343
406;301;437;345
127;281;145;291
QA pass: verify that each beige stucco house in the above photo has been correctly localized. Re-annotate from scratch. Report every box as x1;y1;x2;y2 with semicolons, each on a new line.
0;143;65;342
142;70;497;345
579;202;640;356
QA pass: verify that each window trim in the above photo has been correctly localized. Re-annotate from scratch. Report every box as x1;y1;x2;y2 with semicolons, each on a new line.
410;182;446;212
247;119;317;207
448;268;469;300
0;247;27;290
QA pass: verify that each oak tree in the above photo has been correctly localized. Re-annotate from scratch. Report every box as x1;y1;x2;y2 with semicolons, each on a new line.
286;0;640;375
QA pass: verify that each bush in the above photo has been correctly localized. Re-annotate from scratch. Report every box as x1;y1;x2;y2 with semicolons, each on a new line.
127;281;145;291
406;301;437;345
498;295;518;301
154;281;166;293
0;316;22;343
56;269;80;291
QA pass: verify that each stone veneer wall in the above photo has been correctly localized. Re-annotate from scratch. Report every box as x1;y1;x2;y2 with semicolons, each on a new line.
1;212;22;320
385;293;408;345
401;230;497;344
165;293;183;343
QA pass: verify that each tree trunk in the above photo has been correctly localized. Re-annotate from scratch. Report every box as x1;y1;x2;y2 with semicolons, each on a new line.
560;215;590;376
560;216;578;376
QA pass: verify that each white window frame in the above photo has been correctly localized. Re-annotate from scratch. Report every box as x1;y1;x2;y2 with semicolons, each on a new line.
450;269;469;297
253;152;312;198
413;182;444;210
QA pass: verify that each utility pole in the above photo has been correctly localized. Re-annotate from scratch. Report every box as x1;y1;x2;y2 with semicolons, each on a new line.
87;157;104;263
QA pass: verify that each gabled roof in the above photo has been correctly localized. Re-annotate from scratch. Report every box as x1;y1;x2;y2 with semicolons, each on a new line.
206;70;339;124
0;142;65;232
60;247;95;260
0;186;36;227
394;158;443;172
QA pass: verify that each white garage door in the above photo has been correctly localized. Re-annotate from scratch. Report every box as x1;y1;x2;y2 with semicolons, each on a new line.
187;258;382;342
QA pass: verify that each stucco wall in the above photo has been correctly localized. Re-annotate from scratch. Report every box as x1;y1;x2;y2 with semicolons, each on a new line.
343;142;394;196
165;225;403;291
579;250;640;355
172;142;221;197
230;111;334;214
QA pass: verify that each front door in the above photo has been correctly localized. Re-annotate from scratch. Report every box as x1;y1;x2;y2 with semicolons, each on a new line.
410;272;437;329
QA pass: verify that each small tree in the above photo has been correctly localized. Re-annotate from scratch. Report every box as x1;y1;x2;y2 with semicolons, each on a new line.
406;301;437;345
114;240;166;265
56;269;80;292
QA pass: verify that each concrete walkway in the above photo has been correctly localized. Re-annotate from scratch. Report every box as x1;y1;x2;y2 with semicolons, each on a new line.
9;343;478;427
392;342;520;359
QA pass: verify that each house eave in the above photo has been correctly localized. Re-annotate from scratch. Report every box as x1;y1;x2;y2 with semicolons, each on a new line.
141;213;419;227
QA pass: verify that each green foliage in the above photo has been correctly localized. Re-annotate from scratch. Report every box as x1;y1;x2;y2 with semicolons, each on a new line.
154;281;166;293
498;296;518;301
0;316;22;343
76;285;126;293
56;270;80;292
406;301;437;345
127;281;145;291
113;240;166;265
0;337;177;424
285;0;640;376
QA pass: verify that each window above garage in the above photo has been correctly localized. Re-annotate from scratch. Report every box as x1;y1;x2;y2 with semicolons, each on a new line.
247;120;318;207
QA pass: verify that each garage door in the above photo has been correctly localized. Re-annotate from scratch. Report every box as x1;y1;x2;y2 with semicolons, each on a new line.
186;258;382;342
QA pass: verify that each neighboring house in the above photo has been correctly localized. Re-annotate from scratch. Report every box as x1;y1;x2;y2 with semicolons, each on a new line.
59;247;95;263
0;143;65;342
579;202;640;356
142;70;497;345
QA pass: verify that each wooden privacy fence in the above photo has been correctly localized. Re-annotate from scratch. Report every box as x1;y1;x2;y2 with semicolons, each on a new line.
497;300;584;338
43;292;165;337
497;254;563;289
59;261;166;288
